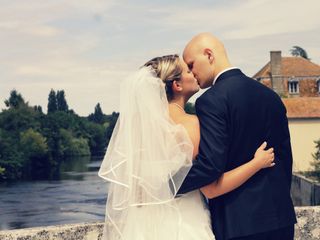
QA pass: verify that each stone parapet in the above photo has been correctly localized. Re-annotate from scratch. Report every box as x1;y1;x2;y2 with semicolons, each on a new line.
0;207;319;240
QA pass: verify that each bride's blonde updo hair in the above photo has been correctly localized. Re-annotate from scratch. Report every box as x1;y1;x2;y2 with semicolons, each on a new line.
143;54;182;101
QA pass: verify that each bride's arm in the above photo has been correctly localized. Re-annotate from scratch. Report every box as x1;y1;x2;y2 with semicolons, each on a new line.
200;142;274;199
182;115;275;199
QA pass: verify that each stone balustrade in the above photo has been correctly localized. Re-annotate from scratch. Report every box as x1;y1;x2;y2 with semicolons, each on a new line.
0;206;319;240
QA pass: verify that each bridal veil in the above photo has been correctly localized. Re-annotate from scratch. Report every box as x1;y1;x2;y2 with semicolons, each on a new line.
98;67;193;239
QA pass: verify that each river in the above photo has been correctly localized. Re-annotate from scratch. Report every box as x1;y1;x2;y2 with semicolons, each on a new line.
0;156;107;231
0;156;316;231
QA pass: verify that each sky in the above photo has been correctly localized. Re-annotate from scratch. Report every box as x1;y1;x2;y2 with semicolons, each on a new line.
1;0;319;116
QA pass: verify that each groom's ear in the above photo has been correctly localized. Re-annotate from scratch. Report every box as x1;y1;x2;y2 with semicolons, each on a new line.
204;48;214;63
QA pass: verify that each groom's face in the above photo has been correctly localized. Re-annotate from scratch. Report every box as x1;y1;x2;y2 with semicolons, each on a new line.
183;48;214;89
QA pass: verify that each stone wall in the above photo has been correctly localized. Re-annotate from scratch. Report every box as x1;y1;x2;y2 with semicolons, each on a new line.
0;222;104;240
294;206;320;240
292;173;320;206
0;207;319;240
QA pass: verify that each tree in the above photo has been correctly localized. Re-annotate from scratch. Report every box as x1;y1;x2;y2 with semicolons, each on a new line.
20;129;48;158
0;105;40;133
20;129;49;179
88;103;104;124
56;90;69;112
34;105;43;113
0;130;8;179
105;112;119;146
0;129;24;180
47;89;57;113
290;46;310;60
82;121;106;155
312;139;320;172
59;129;90;157
4;89;26;109
185;102;196;115
0;89;111;180
0;166;5;178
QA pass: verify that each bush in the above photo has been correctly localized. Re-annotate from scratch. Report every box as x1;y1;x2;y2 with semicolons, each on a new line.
59;129;90;157
0;89;112;180
20;129;49;179
311;139;320;179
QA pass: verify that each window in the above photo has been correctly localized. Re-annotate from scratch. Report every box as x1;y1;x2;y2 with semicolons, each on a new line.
288;79;299;94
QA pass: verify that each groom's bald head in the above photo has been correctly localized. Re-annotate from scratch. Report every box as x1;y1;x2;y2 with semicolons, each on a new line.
183;33;231;88
183;33;225;57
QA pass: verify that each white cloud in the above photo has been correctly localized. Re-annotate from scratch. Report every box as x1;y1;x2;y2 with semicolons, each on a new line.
1;0;319;115
159;0;320;40
0;0;123;115
23;25;63;37
1;61;133;115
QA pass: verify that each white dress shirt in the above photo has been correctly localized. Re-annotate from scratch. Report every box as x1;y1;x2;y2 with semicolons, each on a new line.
212;67;240;86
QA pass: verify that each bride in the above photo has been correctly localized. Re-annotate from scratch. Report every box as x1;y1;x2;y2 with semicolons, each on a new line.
98;54;275;240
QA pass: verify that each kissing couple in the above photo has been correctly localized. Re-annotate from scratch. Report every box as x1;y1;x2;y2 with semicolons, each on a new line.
99;33;297;240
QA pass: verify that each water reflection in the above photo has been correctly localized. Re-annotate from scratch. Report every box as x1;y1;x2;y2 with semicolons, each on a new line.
0;156;309;231
0;156;107;230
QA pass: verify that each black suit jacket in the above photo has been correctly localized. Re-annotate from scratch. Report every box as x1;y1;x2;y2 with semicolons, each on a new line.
178;69;297;240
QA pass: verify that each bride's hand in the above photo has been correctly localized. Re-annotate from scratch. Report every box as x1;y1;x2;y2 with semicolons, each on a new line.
253;142;275;169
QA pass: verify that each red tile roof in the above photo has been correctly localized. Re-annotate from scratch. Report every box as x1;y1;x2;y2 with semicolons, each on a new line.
282;97;320;119
253;57;320;78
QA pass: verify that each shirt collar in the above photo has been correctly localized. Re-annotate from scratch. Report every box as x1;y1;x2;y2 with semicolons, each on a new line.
213;67;240;86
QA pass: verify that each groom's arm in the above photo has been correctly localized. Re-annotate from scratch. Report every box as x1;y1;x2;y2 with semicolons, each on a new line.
177;93;229;194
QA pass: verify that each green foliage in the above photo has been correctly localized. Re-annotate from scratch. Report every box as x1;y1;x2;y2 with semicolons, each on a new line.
0;89;115;181
88;103;104;124
290;46;310;60
20;129;48;158
59;129;90;157
47;89;57;113
0;155;24;180
312;139;320;172
0;166;5;176
105;112;119;146
81;121;106;155
185;102;196;115
34;105;43;113
4;89;27;109
278;92;288;98
0;129;24;180
20;129;49;179
56;90;69;112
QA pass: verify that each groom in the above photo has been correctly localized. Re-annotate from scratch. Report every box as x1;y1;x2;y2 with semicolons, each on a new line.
177;33;297;240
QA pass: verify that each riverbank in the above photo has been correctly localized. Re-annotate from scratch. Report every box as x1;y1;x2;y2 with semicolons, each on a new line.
0;206;319;240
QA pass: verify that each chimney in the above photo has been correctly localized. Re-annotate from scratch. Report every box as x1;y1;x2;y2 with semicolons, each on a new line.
270;51;283;95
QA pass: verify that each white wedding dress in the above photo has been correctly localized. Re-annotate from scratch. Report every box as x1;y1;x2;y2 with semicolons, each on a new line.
118;190;215;240
170;190;215;240
98;67;215;240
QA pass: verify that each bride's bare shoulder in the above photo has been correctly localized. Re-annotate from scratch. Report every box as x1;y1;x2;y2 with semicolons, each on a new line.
183;114;199;125
180;114;200;133
168;107;199;130
181;114;200;155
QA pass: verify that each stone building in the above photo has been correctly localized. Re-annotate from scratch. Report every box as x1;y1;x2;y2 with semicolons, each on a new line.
253;51;320;98
253;51;320;171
